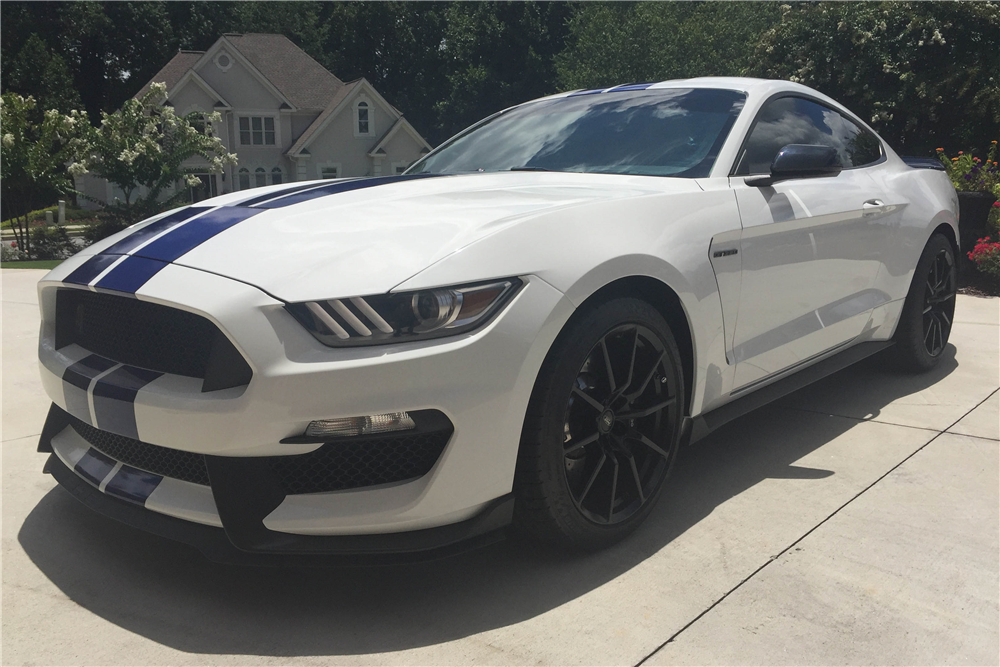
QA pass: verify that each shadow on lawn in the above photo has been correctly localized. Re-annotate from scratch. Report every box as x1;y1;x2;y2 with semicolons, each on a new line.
19;347;956;657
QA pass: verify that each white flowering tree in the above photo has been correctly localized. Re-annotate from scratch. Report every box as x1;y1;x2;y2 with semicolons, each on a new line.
80;82;237;229
0;93;90;258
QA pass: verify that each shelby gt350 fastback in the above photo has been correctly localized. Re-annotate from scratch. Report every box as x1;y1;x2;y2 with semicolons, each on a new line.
37;77;958;561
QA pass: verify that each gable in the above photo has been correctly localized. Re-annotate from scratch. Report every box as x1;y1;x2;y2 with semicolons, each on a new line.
194;47;283;110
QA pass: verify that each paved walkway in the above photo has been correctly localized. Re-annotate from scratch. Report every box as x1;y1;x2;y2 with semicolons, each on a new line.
2;268;997;665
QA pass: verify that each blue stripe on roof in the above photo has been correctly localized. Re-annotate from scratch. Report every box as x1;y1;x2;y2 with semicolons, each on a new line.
63;253;123;286
132;207;263;262
606;82;655;92
102;207;210;255
94;256;169;293
250;174;443;209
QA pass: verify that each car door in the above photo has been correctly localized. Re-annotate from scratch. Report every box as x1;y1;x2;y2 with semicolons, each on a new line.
728;95;891;390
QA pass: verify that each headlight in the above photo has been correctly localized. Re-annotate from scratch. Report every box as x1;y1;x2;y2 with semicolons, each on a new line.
286;278;522;347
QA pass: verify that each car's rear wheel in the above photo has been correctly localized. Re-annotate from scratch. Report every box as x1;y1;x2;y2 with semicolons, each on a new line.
514;298;684;550
893;233;957;372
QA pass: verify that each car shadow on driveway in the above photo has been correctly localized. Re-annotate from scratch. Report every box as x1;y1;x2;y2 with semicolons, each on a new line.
17;348;957;657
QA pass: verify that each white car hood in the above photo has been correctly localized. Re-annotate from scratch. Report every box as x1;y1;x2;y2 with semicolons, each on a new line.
167;173;699;302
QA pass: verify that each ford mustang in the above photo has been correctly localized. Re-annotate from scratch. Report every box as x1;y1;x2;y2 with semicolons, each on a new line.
36;77;958;561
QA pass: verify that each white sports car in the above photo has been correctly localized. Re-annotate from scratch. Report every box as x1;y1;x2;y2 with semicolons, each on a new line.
37;77;958;561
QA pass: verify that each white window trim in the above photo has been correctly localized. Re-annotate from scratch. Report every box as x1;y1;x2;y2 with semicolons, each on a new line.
214;51;234;72
237;167;252;191
317;162;343;180
391;160;411;175
353;97;375;138
237;114;280;147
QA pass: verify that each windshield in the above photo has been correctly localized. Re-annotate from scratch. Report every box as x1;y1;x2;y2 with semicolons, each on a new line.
410;88;746;178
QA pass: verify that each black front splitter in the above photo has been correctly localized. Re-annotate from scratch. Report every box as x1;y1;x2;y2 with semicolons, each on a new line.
45;452;513;567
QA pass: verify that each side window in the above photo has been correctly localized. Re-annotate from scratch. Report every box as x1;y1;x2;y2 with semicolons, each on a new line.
735;97;882;175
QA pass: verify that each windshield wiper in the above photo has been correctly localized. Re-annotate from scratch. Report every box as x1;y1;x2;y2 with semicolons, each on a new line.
509;166;560;172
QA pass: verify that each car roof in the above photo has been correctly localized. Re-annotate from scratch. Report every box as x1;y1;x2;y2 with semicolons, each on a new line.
538;77;833;106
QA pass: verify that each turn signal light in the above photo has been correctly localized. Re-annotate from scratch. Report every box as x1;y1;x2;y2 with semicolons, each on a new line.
304;412;416;438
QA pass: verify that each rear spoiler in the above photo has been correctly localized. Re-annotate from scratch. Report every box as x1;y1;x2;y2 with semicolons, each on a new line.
901;156;946;171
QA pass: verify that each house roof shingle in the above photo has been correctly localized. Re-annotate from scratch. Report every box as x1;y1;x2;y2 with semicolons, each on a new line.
222;33;344;110
134;51;204;99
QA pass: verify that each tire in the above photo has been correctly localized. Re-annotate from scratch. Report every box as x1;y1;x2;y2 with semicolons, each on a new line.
513;297;685;551
892;233;957;372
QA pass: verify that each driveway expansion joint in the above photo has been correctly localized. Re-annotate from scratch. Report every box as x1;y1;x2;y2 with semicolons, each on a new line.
633;389;999;667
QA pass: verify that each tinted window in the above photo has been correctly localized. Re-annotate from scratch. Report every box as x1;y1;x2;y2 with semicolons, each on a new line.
410;88;746;179
734;97;882;175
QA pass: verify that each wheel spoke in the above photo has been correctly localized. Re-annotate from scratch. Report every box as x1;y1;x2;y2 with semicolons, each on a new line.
572;386;604;413
606;452;620;522
616;328;640;396
625;350;665;402
577;452;606;504
632;432;670;460
565;431;599;455
618;397;676;421
624;450;645;503
600;338;616;392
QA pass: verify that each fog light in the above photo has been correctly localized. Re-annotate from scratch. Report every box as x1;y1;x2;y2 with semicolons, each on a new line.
304;412;416;438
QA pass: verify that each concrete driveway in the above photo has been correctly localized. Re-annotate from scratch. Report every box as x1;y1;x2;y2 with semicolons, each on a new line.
2;267;997;666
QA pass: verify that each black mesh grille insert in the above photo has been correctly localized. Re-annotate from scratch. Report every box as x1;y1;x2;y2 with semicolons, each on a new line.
69;416;211;486
55;288;252;391
270;430;452;495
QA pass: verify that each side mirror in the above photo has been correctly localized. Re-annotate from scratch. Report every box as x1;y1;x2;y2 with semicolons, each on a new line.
745;144;843;187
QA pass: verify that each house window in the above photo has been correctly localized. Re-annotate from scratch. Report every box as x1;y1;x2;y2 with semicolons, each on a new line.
354;99;374;137
255;167;267;188
319;163;341;179
357;102;369;135
271;167;283;185
392;161;410;175
239;116;275;145
238;168;250;190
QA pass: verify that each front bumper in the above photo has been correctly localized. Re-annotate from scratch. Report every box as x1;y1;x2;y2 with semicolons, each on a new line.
43;447;513;565
36;260;572;549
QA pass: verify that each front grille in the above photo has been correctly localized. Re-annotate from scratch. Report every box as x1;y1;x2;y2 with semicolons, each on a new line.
55;288;252;391
65;411;451;495
69;416;211;486
270;430;452;495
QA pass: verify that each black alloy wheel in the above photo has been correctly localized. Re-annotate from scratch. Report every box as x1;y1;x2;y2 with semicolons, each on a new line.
562;324;678;525
893;233;957;372
922;247;956;357
514;297;685;550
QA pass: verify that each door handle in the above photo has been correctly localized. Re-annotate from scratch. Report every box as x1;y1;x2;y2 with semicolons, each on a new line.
863;199;884;207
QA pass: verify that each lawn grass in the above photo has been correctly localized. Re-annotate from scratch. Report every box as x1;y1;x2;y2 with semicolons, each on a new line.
1;260;62;270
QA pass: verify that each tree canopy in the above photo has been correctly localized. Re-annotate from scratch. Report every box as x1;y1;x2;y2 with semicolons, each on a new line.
1;1;997;152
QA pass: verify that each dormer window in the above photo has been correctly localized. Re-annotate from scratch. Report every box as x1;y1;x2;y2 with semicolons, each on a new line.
354;99;374;137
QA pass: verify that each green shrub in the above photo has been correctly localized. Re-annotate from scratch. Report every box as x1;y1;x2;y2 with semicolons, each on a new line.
1;203;93;229
29;226;76;259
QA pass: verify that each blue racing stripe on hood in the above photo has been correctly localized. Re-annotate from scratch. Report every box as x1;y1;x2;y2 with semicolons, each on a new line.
132;207;264;262
249;173;444;209
95;256;168;293
64;175;448;295
103;206;211;255
63;254;122;286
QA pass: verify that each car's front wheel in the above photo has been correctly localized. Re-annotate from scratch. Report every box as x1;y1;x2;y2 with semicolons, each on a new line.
892;233;957;372
514;298;684;550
